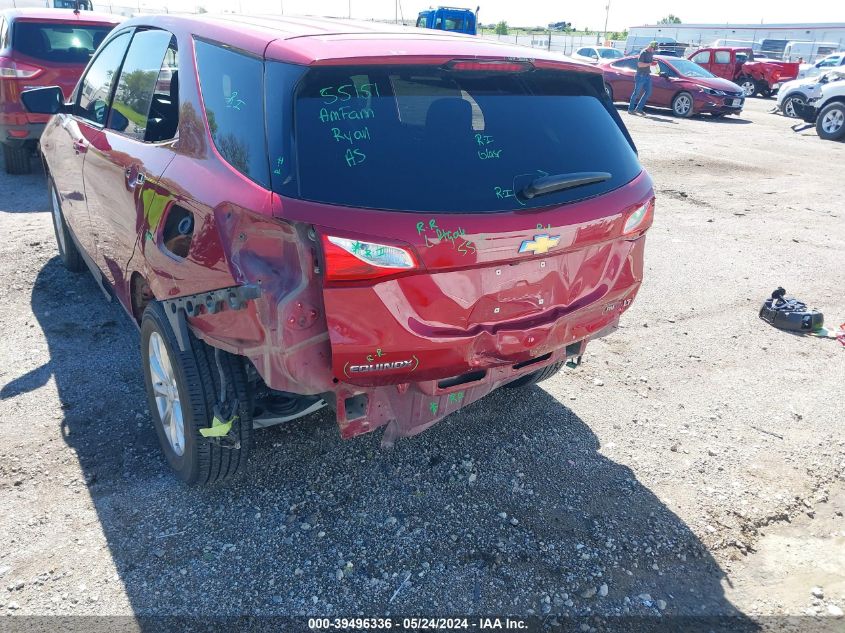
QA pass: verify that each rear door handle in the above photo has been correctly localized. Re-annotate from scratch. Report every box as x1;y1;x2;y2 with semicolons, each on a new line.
73;139;87;154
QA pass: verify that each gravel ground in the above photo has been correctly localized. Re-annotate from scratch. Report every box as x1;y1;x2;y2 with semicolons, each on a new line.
1;98;844;630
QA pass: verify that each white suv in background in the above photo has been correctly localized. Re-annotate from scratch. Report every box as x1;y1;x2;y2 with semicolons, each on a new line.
777;70;845;118
798;53;845;79
806;80;845;141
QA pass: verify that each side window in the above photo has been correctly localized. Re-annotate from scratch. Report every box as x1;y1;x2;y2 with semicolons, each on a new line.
195;40;268;187
146;44;179;142
691;51;710;65
76;31;131;125
714;50;731;64
0;19;8;50
443;18;464;31
656;60;675;76
612;58;637;71
107;29;175;142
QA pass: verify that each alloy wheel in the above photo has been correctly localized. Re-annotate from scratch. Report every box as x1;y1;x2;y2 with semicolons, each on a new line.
148;331;185;456
783;96;803;118
741;81;756;97
674;95;692;116
821;108;845;135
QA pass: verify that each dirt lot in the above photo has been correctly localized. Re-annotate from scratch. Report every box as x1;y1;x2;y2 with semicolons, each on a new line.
1;98;844;630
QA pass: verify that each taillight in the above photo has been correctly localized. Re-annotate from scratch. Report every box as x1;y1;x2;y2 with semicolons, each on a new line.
0;58;43;79
623;198;655;235
445;59;534;73
322;235;419;282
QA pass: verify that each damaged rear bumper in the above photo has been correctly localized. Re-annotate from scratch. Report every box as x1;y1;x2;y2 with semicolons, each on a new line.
335;337;592;443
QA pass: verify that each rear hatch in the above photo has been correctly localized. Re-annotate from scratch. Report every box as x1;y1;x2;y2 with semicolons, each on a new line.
270;59;653;386
10;19;116;123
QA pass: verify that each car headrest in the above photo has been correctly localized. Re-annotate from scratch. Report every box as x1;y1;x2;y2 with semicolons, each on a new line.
425;97;473;135
92;31;107;50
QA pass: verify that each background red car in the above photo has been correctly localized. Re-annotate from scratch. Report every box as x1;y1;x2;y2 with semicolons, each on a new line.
602;55;746;118
0;8;120;174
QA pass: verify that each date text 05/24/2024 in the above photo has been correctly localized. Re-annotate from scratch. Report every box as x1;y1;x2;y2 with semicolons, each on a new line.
308;617;528;630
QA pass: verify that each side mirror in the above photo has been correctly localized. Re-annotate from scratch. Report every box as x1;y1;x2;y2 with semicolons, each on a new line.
20;86;67;115
659;72;670;78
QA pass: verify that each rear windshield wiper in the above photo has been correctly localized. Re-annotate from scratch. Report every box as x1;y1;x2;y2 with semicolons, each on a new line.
520;172;612;200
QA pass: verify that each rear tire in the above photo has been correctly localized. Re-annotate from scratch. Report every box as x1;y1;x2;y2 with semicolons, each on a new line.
504;362;564;390
49;179;84;273
3;143;32;175
781;93;804;118
671;92;695;118
816;102;845;141
604;83;614;102
140;302;253;485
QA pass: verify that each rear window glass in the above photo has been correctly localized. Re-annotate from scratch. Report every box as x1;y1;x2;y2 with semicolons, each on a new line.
600;49;623;59
287;65;641;212
13;22;113;63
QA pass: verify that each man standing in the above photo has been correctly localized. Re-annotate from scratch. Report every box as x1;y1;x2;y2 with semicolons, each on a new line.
628;41;657;115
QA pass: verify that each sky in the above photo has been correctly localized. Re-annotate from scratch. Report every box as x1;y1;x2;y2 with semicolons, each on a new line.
158;0;835;31
0;0;832;31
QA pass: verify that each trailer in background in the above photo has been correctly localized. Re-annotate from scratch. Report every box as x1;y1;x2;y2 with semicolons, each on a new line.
782;41;841;62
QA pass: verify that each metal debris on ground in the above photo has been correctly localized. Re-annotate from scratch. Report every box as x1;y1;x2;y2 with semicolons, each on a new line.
759;287;824;333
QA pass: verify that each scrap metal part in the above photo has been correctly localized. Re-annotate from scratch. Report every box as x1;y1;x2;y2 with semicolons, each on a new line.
162;284;262;351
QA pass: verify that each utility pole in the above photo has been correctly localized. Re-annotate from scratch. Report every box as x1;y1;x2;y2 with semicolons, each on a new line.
602;0;611;45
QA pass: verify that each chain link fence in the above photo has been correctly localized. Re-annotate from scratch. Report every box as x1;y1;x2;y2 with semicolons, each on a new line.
478;32;626;56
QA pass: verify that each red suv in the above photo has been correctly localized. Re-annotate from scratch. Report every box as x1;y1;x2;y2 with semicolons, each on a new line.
0;8;119;174
23;15;655;484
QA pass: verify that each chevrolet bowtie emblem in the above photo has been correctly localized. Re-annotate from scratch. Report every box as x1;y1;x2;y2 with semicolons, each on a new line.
518;234;561;255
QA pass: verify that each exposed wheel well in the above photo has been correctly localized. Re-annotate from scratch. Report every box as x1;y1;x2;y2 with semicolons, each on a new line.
822;97;845;108
130;272;153;324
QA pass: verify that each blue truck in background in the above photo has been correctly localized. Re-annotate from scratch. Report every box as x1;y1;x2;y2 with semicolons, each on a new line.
416;6;479;35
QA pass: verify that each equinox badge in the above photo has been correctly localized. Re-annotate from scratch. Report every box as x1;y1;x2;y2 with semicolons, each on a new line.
518;234;561;255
